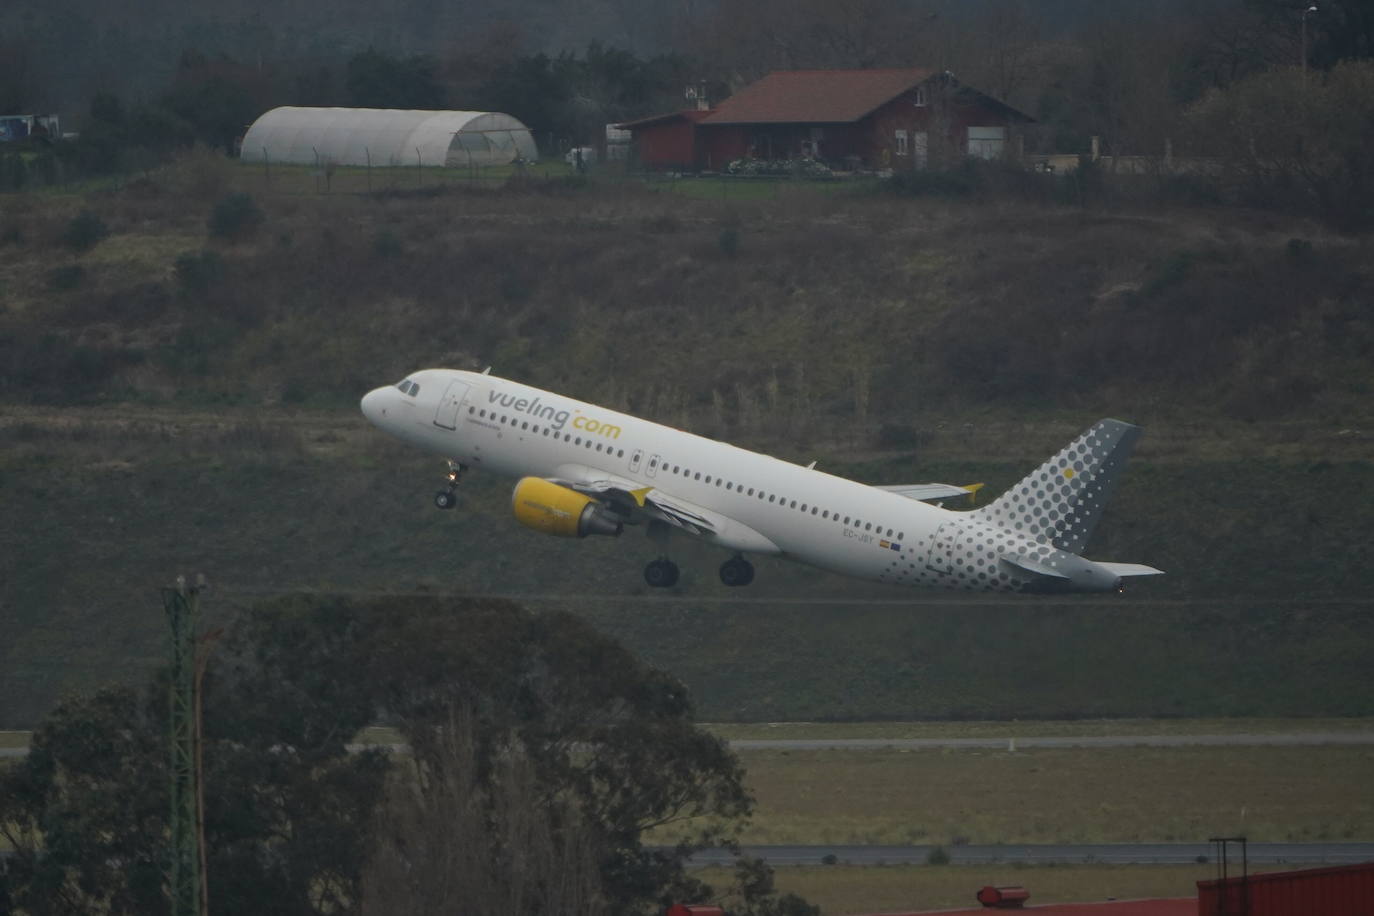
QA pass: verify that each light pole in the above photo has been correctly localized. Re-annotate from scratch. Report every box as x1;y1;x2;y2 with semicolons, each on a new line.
1302;5;1319;88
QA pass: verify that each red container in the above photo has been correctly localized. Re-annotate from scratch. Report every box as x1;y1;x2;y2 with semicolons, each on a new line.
1196;861;1374;916
977;885;1031;908
665;906;725;916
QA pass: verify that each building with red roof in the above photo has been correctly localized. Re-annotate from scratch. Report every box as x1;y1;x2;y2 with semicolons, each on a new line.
618;68;1033;172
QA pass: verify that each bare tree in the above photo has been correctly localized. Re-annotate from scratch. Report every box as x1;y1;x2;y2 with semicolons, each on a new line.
362;707;605;916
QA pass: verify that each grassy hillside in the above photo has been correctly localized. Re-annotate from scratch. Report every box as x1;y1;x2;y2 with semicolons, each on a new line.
1;159;1372;726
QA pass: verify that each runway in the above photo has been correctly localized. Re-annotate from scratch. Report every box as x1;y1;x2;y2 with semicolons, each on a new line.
5;731;1373;758
687;842;1374;867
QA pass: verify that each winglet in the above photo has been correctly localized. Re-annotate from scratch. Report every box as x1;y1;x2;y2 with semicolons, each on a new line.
963;483;985;505
629;487;652;508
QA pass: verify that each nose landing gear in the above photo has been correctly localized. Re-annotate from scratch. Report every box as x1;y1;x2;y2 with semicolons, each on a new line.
434;460;466;510
719;555;755;587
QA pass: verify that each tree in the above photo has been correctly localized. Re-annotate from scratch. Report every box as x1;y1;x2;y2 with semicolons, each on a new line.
1187;59;1374;229
345;49;446;110
1;595;779;915
1246;0;1374;70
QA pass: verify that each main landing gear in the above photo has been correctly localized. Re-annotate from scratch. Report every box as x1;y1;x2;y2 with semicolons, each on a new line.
719;555;755;587
434;460;466;510
644;558;680;588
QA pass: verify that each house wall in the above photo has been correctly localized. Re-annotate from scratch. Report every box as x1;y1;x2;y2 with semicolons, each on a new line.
633;119;699;170
864;88;1022;169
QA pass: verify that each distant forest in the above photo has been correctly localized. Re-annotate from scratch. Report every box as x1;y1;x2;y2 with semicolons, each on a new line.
3;0;1373;154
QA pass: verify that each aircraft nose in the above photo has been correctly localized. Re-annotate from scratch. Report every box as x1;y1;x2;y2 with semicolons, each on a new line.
360;387;390;424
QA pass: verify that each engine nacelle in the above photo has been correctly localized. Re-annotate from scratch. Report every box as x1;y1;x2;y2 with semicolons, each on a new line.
511;477;623;538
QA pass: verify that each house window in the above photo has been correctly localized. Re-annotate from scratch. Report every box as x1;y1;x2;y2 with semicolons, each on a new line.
914;86;928;107
895;129;909;156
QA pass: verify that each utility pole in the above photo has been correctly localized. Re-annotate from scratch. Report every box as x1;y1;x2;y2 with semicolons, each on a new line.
163;575;209;916
1302;5;1319;89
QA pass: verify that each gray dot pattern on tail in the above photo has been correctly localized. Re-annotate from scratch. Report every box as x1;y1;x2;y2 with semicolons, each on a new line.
974;419;1141;555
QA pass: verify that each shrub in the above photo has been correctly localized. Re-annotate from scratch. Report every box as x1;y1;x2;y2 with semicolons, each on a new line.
886;164;977;198
47;264;86;290
208;191;265;241
161;144;235;201
173;250;224;296
718;226;740;258
926;845;951;865
60;210;110;253
373;228;402;259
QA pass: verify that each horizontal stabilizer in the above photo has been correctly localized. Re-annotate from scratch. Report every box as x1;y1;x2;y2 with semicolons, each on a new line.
878;482;983;504
1096;562;1165;578
1000;554;1070;580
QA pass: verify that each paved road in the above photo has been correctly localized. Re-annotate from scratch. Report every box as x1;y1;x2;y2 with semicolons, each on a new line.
6;732;1374;759
688;843;1374;867
728;733;1374;751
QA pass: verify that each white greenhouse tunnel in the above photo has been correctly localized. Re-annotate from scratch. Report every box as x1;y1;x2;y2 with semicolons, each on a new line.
240;107;539;167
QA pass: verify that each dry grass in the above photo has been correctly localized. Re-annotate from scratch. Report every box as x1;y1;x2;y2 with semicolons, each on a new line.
735;746;1374;845
696;863;1240;915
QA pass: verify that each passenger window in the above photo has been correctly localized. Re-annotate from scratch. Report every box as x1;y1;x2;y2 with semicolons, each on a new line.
673;465;680;474
898;532;905;540
768;495;776;503
522;421;529;430
886;528;893;536
705;475;712;484
800;504;807;512
748;488;755;496
596;443;603;451
694;472;701;480
468;406;474;414
790;500;797;509
812;507;818;515
865;523;873;531
650;458;658;468
617;450;624;458
822;510;829;519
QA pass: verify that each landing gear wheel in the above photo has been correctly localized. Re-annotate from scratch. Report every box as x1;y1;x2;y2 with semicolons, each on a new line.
719;556;755;587
434;460;467;510
644;559;680;588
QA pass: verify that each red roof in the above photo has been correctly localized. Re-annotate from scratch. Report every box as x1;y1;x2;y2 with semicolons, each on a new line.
700;68;934;125
615;109;714;130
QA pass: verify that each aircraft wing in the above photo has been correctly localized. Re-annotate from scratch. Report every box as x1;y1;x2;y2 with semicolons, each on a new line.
549;464;780;555
876;482;984;504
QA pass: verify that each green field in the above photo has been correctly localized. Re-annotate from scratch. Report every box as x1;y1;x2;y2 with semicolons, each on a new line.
4;155;1374;732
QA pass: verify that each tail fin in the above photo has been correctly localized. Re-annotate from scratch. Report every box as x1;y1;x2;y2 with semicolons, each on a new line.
975;419;1141;554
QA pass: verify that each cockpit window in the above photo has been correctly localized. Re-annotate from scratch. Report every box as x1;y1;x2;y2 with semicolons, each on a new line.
394;379;420;397
407;383;419;397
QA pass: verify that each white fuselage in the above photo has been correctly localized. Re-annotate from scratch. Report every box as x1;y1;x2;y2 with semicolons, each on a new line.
361;369;1124;592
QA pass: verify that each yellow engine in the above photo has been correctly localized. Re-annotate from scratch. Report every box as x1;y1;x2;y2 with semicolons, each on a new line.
511;477;624;538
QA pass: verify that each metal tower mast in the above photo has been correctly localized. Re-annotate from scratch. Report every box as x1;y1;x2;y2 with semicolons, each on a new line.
163;575;207;916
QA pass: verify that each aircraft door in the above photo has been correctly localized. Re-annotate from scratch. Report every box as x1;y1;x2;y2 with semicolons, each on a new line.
925;521;965;575
629;449;643;473
433;380;472;430
646;454;661;478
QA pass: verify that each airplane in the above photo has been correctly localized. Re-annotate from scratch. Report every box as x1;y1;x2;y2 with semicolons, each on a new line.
360;369;1163;593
